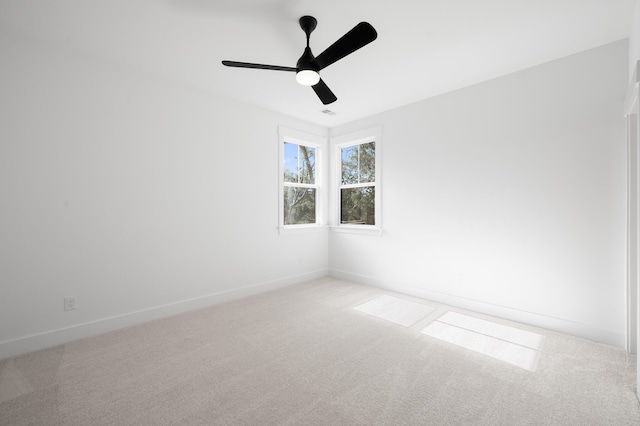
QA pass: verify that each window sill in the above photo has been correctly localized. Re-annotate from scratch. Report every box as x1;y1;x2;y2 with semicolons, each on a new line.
329;225;383;236
278;225;328;236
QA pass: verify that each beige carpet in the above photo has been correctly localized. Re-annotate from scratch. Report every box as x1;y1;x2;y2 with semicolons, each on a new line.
1;277;639;425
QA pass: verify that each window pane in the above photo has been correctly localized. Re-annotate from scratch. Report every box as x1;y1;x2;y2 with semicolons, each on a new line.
284;187;316;225
341;145;358;185
358;142;375;183
299;145;315;184
341;142;375;185
283;142;299;183
284;143;315;184
341;186;375;225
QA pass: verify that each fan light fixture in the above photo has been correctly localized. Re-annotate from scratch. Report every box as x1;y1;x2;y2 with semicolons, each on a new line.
296;69;320;86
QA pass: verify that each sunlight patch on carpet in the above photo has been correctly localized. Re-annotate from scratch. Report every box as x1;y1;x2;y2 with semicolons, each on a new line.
354;295;435;327
421;312;543;371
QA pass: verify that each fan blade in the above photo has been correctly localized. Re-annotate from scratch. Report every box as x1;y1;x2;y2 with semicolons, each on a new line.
314;22;377;70
222;60;296;72
312;79;337;105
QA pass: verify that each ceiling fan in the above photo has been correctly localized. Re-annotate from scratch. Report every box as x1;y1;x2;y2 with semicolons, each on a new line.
222;16;377;105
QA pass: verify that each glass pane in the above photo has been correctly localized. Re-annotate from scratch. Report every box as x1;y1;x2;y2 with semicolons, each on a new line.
358;142;375;183
284;143;315;184
341;145;358;185
341;186;375;225
284;187;316;225
299;145;315;184
341;142;375;185
283;142;299;183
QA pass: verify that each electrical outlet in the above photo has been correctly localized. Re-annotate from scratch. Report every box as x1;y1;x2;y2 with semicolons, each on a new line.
64;296;77;311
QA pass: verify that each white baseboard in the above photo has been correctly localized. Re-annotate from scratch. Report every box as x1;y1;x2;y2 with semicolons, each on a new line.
0;269;328;360
330;269;626;348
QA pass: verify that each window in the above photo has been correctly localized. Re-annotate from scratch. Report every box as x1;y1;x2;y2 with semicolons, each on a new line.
278;127;326;232
283;142;316;225
340;141;376;225
332;127;382;233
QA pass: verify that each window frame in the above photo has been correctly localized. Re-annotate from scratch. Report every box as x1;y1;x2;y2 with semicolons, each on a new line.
278;126;327;234
330;127;382;235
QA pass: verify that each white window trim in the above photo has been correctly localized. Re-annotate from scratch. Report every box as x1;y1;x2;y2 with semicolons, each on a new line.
330;126;382;236
278;126;328;235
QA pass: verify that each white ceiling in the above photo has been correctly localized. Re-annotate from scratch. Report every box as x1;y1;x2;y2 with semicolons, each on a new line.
0;0;636;127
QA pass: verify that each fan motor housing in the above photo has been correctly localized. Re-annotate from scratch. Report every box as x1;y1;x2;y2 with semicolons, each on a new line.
297;47;318;72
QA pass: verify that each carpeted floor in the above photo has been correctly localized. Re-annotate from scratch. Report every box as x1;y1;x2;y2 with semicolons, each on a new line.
1;277;639;425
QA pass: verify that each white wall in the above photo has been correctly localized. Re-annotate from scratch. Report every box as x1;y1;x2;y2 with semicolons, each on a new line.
631;0;640;79
0;34;329;359
330;40;629;347
628;0;640;399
